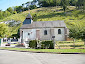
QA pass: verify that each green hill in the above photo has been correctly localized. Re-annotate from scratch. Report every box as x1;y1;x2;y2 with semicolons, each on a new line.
0;6;85;38
0;6;85;25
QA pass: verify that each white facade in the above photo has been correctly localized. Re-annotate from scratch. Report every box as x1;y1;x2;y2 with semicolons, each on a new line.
20;27;66;41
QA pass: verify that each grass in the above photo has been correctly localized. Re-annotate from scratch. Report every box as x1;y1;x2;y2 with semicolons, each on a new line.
55;41;85;49
0;47;85;53
0;6;85;23
0;6;85;35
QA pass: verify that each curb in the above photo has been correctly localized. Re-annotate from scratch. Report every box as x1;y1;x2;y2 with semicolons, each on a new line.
0;49;85;54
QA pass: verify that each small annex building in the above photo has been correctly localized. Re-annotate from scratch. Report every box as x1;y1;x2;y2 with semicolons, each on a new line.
20;14;69;42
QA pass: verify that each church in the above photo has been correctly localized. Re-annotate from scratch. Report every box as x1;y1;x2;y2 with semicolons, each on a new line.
20;14;69;43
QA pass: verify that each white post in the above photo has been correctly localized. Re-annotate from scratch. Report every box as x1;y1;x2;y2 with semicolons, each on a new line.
24;38;29;48
1;38;3;46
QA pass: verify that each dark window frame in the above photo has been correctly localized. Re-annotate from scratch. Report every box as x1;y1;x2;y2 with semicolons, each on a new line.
44;30;47;35
58;29;61;34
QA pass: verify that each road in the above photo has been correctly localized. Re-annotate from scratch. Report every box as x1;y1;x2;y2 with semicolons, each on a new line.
0;50;85;64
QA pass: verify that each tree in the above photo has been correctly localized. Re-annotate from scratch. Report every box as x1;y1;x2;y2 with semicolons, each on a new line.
0;11;3;19
25;2;30;8
0;23;9;38
38;0;56;7
14;6;23;13
13;11;17;14
83;0;85;12
69;23;85;46
7;7;13;13
56;0;61;6
29;5;37;10
32;14;38;21
61;0;69;12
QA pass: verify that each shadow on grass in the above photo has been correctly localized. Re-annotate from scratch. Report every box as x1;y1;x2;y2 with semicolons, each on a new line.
70;45;84;47
38;12;66;19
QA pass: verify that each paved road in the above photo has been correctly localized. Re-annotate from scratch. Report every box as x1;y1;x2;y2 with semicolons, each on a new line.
0;50;85;64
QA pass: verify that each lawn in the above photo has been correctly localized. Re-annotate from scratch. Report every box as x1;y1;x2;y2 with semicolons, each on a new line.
55;41;85;49
0;47;85;53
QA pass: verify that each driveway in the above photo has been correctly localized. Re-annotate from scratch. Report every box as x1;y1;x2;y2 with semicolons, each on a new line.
0;50;85;64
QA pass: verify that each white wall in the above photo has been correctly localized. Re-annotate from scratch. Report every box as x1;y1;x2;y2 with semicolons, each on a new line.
54;28;65;41
20;27;65;41
39;28;65;41
22;29;36;41
39;28;52;40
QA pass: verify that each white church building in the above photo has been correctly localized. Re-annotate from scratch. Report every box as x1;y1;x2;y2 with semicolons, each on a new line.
20;14;69;43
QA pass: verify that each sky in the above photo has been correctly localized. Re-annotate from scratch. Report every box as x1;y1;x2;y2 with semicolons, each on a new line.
0;0;33;11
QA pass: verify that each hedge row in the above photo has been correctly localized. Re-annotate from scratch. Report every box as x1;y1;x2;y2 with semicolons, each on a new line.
29;40;54;49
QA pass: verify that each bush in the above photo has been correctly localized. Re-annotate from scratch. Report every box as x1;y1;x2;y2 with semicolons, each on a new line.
41;41;54;49
29;5;37;10
29;40;37;49
32;14;38;21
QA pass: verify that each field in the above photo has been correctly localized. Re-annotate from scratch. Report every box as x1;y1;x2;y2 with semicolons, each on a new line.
0;6;85;27
55;41;85;49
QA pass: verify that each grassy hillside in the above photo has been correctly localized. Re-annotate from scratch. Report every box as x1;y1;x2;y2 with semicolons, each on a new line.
0;6;85;29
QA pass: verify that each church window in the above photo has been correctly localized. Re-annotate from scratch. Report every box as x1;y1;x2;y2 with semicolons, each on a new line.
58;29;61;34
44;30;47;35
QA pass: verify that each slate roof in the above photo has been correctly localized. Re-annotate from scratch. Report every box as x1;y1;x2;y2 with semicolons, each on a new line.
23;19;31;24
23;14;32;24
26;14;32;19
20;20;67;29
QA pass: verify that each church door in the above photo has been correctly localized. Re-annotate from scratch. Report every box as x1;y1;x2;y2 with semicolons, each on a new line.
36;30;40;40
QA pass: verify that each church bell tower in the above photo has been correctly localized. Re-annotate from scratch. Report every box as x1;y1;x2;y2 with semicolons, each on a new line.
23;14;33;24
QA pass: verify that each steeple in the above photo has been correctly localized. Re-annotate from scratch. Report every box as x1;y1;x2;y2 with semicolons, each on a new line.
23;13;33;24
26;14;32;19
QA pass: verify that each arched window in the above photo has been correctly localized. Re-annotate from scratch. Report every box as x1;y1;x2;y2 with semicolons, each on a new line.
58;29;61;34
44;30;47;35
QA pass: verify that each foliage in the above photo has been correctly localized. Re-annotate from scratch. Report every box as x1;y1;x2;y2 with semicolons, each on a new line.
0;11;11;19
61;0;69;12
69;21;85;41
13;11;17;14
0;23;9;38
29;40;37;49
10;29;20;38
7;7;13;13
14;6;23;13
29;5;37;10
32;14;38;21
41;40;54;49
38;0;56;7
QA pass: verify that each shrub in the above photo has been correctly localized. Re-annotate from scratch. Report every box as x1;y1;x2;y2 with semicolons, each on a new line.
29;40;37;49
32;14;38;21
41;40;54;49
29;5;37;10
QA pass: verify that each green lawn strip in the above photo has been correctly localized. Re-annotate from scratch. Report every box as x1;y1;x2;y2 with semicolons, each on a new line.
0;47;85;53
